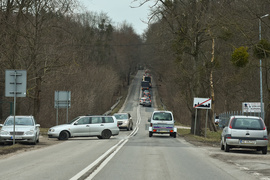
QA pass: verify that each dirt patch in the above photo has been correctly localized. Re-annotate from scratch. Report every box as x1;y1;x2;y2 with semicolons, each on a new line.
181;134;220;147
0;135;61;158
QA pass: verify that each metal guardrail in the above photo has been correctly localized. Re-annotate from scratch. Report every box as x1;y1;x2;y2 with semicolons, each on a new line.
103;96;122;116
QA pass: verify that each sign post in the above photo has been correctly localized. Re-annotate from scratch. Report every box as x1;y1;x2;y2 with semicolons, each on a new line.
54;91;71;125
193;98;212;136
5;70;27;145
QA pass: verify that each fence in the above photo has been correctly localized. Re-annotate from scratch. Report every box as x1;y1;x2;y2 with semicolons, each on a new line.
218;111;262;128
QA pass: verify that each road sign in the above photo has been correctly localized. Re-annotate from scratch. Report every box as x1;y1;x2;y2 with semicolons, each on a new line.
5;70;27;97
242;102;263;113
193;97;212;109
54;91;71;108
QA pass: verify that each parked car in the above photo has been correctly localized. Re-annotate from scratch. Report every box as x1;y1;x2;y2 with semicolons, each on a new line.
220;115;268;154
113;113;133;131
48;115;119;140
0;115;40;145
143;97;152;107
148;111;177;138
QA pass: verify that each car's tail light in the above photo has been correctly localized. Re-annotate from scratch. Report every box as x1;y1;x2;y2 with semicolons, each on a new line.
229;117;235;129
170;130;173;132
226;134;231;139
261;119;266;130
263;136;268;140
153;129;157;132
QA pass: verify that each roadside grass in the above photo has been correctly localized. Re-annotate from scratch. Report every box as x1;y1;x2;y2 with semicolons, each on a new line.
177;128;222;145
40;128;49;136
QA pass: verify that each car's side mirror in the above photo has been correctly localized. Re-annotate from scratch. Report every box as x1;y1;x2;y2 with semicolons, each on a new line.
74;122;78;125
148;118;150;122
36;124;40;127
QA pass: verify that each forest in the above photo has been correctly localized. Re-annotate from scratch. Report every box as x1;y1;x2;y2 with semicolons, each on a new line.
141;0;270;135
0;0;143;127
1;0;270;136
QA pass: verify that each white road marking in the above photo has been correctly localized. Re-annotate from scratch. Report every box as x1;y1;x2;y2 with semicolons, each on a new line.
70;105;141;180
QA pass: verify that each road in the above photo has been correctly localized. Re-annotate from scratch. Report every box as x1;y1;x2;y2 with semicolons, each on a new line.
0;70;264;180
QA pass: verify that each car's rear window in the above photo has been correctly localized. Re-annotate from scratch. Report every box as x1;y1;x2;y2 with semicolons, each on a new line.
231;118;264;130
114;114;128;120
153;112;172;121
104;117;114;123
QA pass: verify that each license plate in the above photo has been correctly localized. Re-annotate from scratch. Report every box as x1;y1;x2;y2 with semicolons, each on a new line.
11;136;22;139
240;140;256;144
157;129;168;132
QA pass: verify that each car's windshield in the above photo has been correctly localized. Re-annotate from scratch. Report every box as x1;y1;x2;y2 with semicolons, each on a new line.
114;114;128;120
4;117;34;126
68;116;81;124
153;112;172;121
231;118;264;130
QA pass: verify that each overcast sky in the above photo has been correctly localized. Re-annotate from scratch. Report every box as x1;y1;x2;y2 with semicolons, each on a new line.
78;0;154;35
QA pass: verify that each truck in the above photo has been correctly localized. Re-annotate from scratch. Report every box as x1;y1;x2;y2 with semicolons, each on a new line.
148;111;177;138
142;75;152;88
141;81;150;91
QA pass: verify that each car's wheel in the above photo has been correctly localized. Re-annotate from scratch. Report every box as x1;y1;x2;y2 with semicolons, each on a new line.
173;132;176;138
31;139;37;145
101;130;112;139
127;125;130;131
58;131;69;140
149;131;152;137
220;140;224;150
130;124;133;130
224;142;230;152
97;136;103;139
262;146;268;154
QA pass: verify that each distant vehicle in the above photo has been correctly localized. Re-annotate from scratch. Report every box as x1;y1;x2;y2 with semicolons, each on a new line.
220;115;268;154
143;98;152;107
143;90;151;98
113;113;133;131
141;81;150;90
142;75;152;88
0;115;40;145
148;111;177;138
140;97;148;105
48;115;119;140
144;69;151;74
215;116;219;125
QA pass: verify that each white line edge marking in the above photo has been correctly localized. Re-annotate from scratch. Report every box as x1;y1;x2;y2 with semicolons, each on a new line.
85;139;129;180
69;139;126;180
70;105;141;180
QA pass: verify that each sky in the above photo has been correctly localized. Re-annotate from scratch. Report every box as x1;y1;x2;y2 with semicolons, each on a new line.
78;0;154;35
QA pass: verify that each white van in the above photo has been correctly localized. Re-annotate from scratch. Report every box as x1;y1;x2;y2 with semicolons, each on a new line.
148;111;177;138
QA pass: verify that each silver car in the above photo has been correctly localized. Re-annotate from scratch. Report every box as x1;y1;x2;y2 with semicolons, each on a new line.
0;116;40;145
48;115;119;140
113;113;133;131
221;115;268;154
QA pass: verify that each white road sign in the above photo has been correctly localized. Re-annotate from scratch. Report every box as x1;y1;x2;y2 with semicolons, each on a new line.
193;98;212;109
242;102;263;113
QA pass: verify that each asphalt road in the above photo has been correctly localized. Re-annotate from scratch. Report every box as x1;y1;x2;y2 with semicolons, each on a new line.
0;71;262;180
